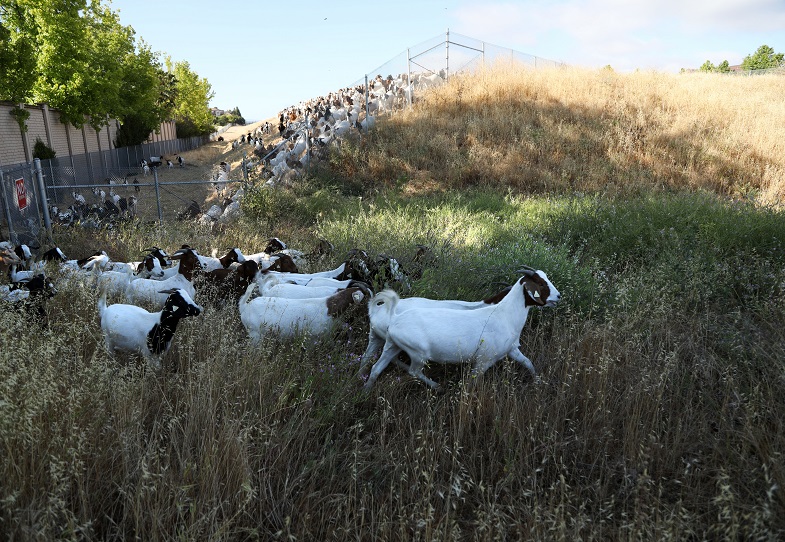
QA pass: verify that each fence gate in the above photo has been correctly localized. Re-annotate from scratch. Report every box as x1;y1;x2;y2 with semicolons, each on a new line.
0;162;45;246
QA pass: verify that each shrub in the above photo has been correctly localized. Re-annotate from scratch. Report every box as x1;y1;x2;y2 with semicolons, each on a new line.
32;137;56;160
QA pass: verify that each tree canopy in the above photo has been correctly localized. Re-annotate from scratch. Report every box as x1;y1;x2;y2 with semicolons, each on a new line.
0;0;214;143
694;44;782;74
741;44;784;71
699;59;730;73
167;57;215;138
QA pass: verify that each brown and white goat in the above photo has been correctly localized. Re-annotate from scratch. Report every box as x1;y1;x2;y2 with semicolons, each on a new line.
238;282;371;345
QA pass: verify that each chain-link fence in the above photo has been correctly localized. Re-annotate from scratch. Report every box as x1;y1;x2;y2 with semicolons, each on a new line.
36;135;209;206
1;134;254;243
346;30;565;116
0;161;47;246
45;156;252;228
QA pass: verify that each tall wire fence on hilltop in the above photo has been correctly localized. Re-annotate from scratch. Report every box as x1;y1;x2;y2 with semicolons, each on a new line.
345;30;565;112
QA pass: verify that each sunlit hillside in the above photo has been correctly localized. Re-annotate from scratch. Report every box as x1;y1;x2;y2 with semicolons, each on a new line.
335;64;785;204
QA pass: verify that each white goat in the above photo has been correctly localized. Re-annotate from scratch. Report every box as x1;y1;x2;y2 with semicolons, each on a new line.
258;272;366;299
362;268;560;390
244;238;305;270
124;248;201;309
96;266;137;298
358;284;513;368
193;247;245;272
99;287;203;369
110;254;165;279
238;282;370;345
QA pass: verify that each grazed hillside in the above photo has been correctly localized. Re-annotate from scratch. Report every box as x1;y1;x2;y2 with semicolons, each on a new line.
334;65;785;204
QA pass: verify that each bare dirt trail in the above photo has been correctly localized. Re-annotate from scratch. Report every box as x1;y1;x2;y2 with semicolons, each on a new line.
132;118;278;221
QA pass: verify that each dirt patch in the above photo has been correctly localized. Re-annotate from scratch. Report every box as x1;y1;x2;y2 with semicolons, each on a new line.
128;118;280;222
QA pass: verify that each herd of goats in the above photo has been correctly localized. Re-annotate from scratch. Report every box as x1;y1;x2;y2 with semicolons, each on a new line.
2;71;564;389
45;70;449;230
1;236;561;390
243;71;451;185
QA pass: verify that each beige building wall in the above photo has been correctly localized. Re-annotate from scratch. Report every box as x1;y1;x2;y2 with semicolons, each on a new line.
1;101;177;167
47;108;71;157
0;104;27;166
145;120;177;143
25;107;48;156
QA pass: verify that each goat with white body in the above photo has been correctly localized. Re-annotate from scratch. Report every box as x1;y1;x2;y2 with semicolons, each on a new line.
258;271;369;299
362;268;560;390
109;253;166;279
124;248;201;309
238;282;371;345
358;285;512;370
192;247;245;272
99;287;203;369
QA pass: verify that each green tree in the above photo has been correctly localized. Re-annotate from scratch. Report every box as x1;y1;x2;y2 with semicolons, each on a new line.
717;60;730;73
2;0;203;142
741;44;784;71
0;1;37;104
699;60;716;72
115;40;177;146
167;57;214;136
1;1;38;131
27;0;116;126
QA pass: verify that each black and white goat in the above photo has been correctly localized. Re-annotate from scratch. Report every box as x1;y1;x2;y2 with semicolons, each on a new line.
1;273;57;327
99;287;203;369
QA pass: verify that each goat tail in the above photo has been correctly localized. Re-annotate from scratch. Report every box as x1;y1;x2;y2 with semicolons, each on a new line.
239;282;257;307
97;286;108;319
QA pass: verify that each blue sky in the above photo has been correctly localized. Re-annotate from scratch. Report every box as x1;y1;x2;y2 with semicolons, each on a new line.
108;0;785;122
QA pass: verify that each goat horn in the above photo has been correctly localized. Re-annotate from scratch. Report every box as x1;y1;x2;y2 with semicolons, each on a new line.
350;280;374;295
516;266;537;276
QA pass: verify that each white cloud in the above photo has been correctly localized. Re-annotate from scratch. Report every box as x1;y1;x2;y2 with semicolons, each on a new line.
450;0;785;72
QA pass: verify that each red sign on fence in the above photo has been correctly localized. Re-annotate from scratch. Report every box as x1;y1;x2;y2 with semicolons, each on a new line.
15;178;28;211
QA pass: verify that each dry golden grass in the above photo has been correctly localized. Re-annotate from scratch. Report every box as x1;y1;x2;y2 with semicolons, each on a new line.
340;64;785;204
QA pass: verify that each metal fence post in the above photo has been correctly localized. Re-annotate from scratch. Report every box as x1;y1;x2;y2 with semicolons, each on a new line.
0;165;18;244
407;48;412;108
365;74;369;129
153;166;163;225
305;113;311;173
34;158;53;243
446;28;450;80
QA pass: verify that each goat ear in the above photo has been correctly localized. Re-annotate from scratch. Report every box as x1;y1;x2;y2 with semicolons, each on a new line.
523;284;546;306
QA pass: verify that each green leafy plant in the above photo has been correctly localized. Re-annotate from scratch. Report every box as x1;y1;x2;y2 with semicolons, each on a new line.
32;137;56;160
8;105;29;132
741;44;784;70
